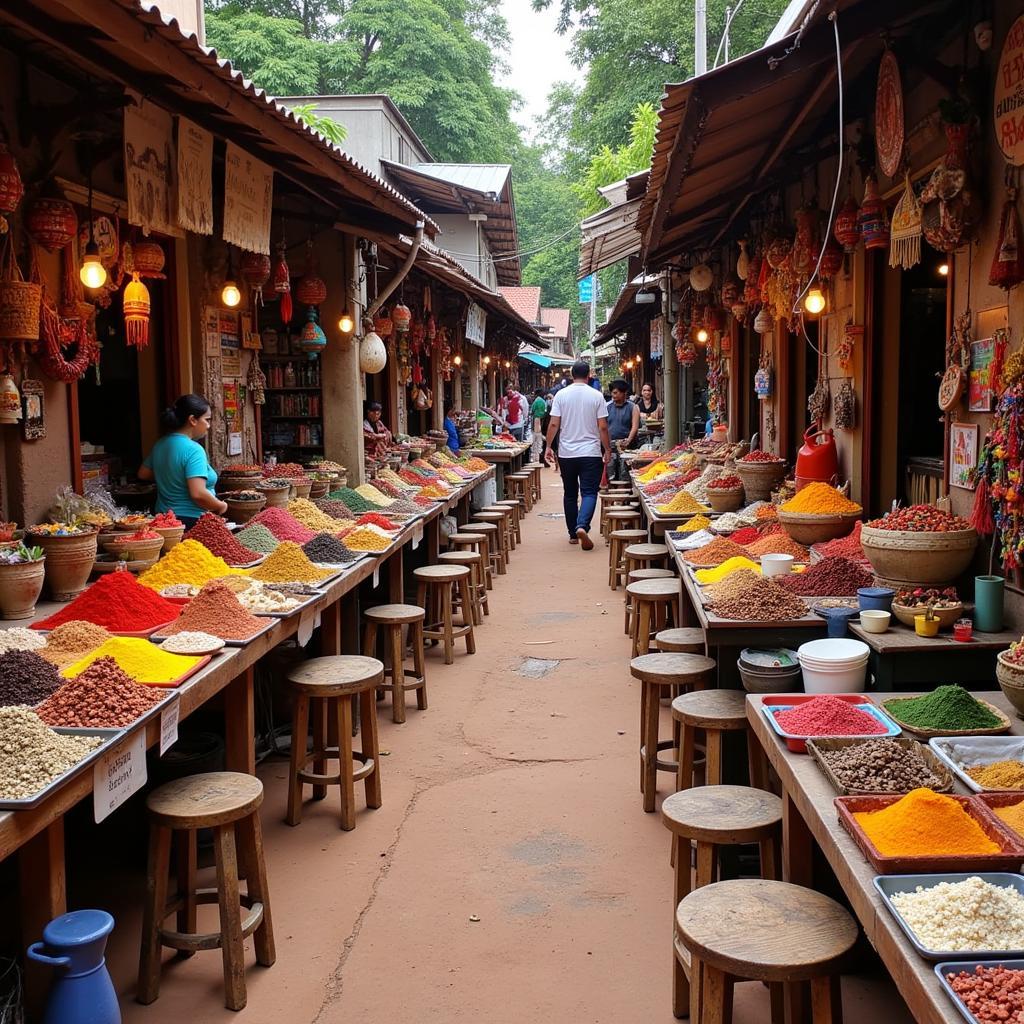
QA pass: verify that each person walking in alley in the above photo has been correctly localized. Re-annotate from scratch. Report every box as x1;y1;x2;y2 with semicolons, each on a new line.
529;387;547;463
500;384;527;441
606;379;640;483
545;360;610;549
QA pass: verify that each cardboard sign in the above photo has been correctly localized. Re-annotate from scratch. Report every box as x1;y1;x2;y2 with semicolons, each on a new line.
94;730;147;823
159;699;179;756
297;608;315;647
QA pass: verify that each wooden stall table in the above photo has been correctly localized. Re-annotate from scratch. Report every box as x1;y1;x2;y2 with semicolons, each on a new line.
633;484;717;539
745;691;1024;1024
460;442;530;499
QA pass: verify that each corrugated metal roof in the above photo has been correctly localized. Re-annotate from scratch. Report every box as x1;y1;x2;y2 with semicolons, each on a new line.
579;197;643;279
409;164;513;197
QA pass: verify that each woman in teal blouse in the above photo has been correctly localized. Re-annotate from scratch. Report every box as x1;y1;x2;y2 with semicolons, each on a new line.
138;394;227;527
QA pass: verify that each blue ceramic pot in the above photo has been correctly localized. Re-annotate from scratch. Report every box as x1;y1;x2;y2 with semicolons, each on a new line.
858;587;895;613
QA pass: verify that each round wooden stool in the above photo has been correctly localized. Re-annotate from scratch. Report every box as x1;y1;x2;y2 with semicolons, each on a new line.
286;656;384;830
671;688;750;792
628;577;681;657
450;531;493;590
656;627;706;654
625;567;675;636
624;542;670;574
414;564;476;664
469;513;509;573
504;473;532;513
438;550;488;622
609;528;648;590
604;507;643;547
480;504;516;555
522;462;543;503
138;772;275;1011
600;491;635;539
493;499;523;545
676;879;857;1024
662;787;783;1020
630;652;716;812
362;604;427;724
464;521;503;580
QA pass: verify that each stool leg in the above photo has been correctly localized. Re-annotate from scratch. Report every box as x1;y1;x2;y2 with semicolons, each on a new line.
363;621;377;661
770;984;786;1024
311;698;328;801
137;823;172;1004
286;695;310;826
635;601;652;658
760;829;780;881
412;621;427;710
388;625;406;724
747;728;768;791
642;679;659;812
360;684;383;810
212;824;247;1011
459;576;477;654
672;833;692;1018
237;811;276;967
677;723;696;792
174;830;197;958
701;965;731;1024
441;582;455;664
337;695;356;831
695;841;716;888
810;976;843;1024
639;680;648;792
707;730;723;787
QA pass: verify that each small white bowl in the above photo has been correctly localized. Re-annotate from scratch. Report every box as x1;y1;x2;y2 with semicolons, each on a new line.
761;553;794;577
859;609;891;634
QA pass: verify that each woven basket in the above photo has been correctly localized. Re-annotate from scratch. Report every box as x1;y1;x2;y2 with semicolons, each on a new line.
0;239;40;341
860;524;977;584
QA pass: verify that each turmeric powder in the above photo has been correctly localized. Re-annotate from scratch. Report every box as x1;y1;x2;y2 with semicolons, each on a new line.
853;788;1000;857
781;482;862;516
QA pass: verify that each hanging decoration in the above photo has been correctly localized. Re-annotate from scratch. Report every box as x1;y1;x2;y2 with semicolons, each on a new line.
392;302;412;332
764;228;793;269
0;235;41;344
241;251;271;304
124;240;166;279
834;196;861;252
995;14;1024;166
689;262;713;291
743;252;762;306
26;196;77;252
736;239;750;280
706;342;728;424
819;235;844;279
272;240;291;324
888;174;922;269
834;380;856;430
753;306;774;334
0;143;23;234
721;276;741;309
808;355;830;425
676;339;697;367
990;167;1024;289
295;241;327;306
359;325;387;373
791;205;819;277
374;313;394;338
939;309;972;411
246;352;266;405
123;274;151;348
754;341;773;399
297;307;327;358
921;114;979;253
858;174;890;250
875;49;905;179
837;320;863;372
0;373;21;425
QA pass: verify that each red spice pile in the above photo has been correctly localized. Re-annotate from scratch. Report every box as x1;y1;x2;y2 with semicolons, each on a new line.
33;571;180;632
161;580;264;640
947;965;1024;1021
184;513;259;566
151;511;183;528
252;507;316;544
263;462;306;478
123;528;161;541
730;526;759;545
746;533;810;559
866;505;972;532
357;512;398;531
35;656;164;727
816;521;865;560
739;450;784;464
707;475;743;489
775;695;886;736
683;537;749;566
778;556;873;596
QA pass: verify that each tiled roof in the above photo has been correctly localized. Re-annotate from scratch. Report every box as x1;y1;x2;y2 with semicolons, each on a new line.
498;286;542;323
540;308;571;339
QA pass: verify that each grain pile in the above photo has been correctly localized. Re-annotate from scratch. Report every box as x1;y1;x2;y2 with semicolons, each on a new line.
287;498;348;533
39;621;112;669
250;541;333;583
37;656;165;727
302;533;357;564
815;739;945;792
706;570;808;621
0;627;47;656
235;522;279;554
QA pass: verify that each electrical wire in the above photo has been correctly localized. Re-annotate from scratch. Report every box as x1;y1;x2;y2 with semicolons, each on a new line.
439;222;581;263
712;0;747;69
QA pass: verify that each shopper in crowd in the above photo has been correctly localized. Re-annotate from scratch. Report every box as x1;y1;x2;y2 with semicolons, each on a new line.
606;379;640;483
529;387;547;463
363;400;392;459
499;384;528;441
542;391;556;469
138;393;227;528
637;382;663;419
545;360;611;549
443;401;460;454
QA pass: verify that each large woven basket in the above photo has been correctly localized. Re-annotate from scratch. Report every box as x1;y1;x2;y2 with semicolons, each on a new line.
0;279;40;341
735;460;786;501
860;524;977;584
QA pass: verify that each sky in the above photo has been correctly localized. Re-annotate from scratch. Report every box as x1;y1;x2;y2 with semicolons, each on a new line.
498;0;583;136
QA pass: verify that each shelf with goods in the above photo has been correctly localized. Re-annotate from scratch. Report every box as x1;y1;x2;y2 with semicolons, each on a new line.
259;334;323;458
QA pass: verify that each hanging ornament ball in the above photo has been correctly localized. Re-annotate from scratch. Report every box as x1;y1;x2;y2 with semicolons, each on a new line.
298;309;327;358
754;307;774;334
360;331;388;374
129;240;166;279
123;273;151;349
27;197;77;251
295;272;327;307
736;240;750;281
689;263;713;291
392;303;413;332
241;251;271;290
0;144;24;225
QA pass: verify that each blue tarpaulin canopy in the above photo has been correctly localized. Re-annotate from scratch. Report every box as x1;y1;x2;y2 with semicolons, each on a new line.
519;351;553;369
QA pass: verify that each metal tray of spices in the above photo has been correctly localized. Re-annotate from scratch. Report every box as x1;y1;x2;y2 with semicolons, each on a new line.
0;727;124;811
881;696;1012;739
874;874;1024;960
929;738;1024;793
760;696;901;754
149;616;278;649
934;958;1024;1024
807;737;953;795
252;592;320;619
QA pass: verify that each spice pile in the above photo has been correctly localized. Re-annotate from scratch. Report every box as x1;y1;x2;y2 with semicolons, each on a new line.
0;650;65;707
34;570;182;632
816;521;865;560
357;512;399;531
184;514;259;565
946;965;1024;1021
316;498;360;520
0;627;47;655
680;515;711;533
684;537;748;566
151;511;183;528
683;465;724;503
232;581;302;614
235;522;279;555
707;570;808;621
356;484;395;506
865;505;972;531
894;586;960;609
739;450;784;463
778;557;873;596
707;475;742;490
994;800;1024;836
891;876;1024;949
815;739;944;792
39;621;111;669
694;557;762;584
967;761;1024;789
730;526;759;544
775;695;886;736
745;533;809;559
250;541;333;583
138;540;243;591
854;788;999;856
251;507;317;544
303;533;357;564
160;632;225;654
287;498;350;533
161;580;265;641
885;685;1002;731
38;656;165;726
327;487;381;513
61;637;203;686
0;706;104;799
781;483;862;516
342;526;392;552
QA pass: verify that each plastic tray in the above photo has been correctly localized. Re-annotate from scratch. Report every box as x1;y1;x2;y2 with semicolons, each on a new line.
150;615;278;648
875;873;1024;959
836;794;1024;874
0;728;123;810
934;959;1024;1024
930;737;1024;793
761;695;901;754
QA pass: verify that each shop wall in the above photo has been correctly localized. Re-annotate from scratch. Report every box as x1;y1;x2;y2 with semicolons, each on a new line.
431;215;497;290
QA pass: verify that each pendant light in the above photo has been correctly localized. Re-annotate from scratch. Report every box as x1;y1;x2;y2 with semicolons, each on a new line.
221;248;241;308
803;286;827;316
79;161;107;290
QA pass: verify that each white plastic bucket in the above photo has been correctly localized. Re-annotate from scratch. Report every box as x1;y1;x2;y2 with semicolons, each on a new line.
798;637;870;693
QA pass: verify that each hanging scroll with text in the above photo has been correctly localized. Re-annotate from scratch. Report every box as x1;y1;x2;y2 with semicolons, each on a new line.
176;117;213;235
124;99;182;238
223;143;273;255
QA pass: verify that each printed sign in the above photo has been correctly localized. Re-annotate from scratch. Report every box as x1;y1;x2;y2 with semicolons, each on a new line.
124;99;182;238
176;116;213;235
465;303;486;347
159;699;180;756
950;421;980;490
223;142;273;255
94;730;147;823
996;14;1024;166
970;337;996;412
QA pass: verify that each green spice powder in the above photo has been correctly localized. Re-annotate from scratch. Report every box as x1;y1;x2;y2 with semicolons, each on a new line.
326;487;379;513
885;685;1001;730
234;522;279;555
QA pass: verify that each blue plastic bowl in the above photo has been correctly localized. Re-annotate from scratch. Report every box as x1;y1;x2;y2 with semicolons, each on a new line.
858;587;894;612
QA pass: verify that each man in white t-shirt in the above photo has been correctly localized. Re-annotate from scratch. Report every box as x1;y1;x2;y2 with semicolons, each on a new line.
544;360;611;549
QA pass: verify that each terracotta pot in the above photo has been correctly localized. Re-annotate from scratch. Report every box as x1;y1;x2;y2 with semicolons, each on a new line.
256;482;289;508
223;494;266;524
309;479;330;500
33;531;98;601
153;525;185;551
0;558;45;619
289;479;312;500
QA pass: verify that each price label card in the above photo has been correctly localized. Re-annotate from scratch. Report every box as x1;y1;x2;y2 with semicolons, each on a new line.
373;564;380;589
297;608;315;647
412;520;423;550
159;698;180;755
94;730;147;823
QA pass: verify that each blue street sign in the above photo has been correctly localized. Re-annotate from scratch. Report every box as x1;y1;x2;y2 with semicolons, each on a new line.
578;275;594;303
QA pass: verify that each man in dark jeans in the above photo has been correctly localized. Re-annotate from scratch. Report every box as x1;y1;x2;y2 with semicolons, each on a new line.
544;360;611;549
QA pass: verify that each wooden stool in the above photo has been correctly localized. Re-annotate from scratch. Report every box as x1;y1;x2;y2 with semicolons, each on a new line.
505;473;532;513
138;772;275;1011
464;521;502;580
656;627;706;654
414;564;476;664
624;542;670;574
604;507;643;547
609;528;648;590
628;577;682;656
493;499;523;546
438;550;488;622
286;656;384;830
625;567;675;636
480;505;516;555
676;879;857;1024
450;531;493;590
600;491;634;539
522;462;543;502
469;514;508;573
630;653;716;812
662;787;783;1020
671;689;751;792
362;604;427;724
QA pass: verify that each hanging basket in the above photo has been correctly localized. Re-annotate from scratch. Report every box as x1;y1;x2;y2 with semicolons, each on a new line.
0;238;40;342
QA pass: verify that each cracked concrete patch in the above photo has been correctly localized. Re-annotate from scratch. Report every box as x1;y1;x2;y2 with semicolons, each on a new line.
514;657;560;678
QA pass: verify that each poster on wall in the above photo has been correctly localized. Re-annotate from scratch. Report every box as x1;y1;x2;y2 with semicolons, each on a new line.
995;14;1024;166
223;143;273;255
222;381;242;456
465;303;486;347
176;117;213;235
219;310;241;377
124;99;182;238
969;337;996;411
950;422;979;490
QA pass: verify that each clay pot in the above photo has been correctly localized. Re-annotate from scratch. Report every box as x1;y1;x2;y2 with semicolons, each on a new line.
256;481;289;508
32;531;98;601
153;525;185;551
289;478;312;500
223;493;266;524
0;558;45;619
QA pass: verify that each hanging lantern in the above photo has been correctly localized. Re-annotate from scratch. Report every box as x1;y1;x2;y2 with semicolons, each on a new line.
272;242;292;324
296;270;327;306
689;262;713;291
127;240;166;279
754;307;774;334
27;197;76;252
0;374;21;424
0;143;23;234
819;235;844;278
298;308;327;358
833;197;861;252
736;239;750;280
392;302;412;332
359;329;387;373
858;175;890;250
123;273;151;348
241;251;271;301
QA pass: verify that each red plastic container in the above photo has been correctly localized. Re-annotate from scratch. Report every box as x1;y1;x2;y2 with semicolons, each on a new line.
795;427;838;490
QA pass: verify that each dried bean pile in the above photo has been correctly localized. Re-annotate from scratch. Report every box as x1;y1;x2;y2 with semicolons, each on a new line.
0;650;65;707
815;739;944;792
36;656;164;727
302;533;357;564
778;557;873;596
946;964;1024;1021
706;569;808;621
0;706;104;799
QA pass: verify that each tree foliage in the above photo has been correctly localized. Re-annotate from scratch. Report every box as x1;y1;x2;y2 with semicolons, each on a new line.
574;103;656;217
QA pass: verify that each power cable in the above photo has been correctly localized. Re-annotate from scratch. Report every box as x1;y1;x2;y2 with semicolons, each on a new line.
440;222;581;263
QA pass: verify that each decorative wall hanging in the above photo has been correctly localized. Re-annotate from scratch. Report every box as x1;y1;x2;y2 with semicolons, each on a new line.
0;236;41;342
223;143;273;255
833;379;856;430
819;236;844;279
938;309;972;411
969;332;1008;412
0;143;24;234
744;254;762;304
764;230;792;269
791;206;818;276
123;274;151;348
20;378;43;440
38;301;96;382
995;14;1024;166
990;169;1024;289
837;320;862;371
889;174;922;269
950;421;979;490
175;116;213;236
0;374;21;424
834;196;861;252
124;99;181;238
27;196;76;252
247;353;266;405
875;49;905;178
272;241;291;324
921;119;978;252
858;175;890;250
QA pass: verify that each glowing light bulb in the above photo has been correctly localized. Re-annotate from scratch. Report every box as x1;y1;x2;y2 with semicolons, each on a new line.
483;355;491;366
453;354;462;366
939;263;949;276
695;327;709;344
504;360;511;368
803;287;826;316
79;245;107;289
221;280;241;308
338;310;354;334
